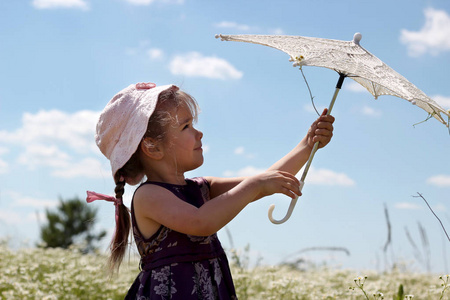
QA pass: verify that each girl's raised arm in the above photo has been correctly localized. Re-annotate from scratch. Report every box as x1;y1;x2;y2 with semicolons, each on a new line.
268;109;334;175
135;171;301;237
206;109;334;198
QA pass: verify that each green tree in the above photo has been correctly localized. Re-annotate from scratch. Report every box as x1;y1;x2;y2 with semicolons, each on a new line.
39;197;107;253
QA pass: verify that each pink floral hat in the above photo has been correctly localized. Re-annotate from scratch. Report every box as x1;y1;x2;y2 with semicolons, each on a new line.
96;82;173;185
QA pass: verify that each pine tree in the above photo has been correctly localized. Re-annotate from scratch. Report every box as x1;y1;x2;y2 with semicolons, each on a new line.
39;197;107;253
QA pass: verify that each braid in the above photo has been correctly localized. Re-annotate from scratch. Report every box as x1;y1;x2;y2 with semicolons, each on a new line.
108;173;131;274
114;179;125;200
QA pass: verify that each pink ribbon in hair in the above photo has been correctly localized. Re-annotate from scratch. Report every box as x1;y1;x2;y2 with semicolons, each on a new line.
136;82;156;90
86;191;123;224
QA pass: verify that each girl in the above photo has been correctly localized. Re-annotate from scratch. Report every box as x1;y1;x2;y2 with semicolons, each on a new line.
87;82;335;299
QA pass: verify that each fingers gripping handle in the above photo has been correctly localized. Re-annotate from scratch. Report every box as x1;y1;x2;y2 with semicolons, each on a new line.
267;73;345;225
267;132;319;225
268;181;304;224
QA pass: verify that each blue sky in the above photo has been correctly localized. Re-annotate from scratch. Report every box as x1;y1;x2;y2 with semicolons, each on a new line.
1;0;450;273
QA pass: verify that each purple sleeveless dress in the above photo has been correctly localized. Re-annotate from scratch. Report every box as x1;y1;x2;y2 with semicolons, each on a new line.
125;177;237;300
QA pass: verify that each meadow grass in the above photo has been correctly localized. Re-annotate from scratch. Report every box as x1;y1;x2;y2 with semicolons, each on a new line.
0;243;448;299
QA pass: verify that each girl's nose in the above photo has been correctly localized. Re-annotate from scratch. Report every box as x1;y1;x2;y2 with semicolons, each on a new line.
197;129;203;139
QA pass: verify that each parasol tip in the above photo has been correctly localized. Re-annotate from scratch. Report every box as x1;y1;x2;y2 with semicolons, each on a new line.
353;32;362;45
215;34;227;41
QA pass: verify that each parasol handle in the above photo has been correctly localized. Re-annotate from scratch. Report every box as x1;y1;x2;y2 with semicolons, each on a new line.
268;73;346;224
268;181;304;224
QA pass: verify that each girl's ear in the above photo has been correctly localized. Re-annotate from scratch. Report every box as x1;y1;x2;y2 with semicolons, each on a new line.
140;138;164;160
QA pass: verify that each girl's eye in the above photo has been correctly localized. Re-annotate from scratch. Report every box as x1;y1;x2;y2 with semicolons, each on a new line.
183;124;190;130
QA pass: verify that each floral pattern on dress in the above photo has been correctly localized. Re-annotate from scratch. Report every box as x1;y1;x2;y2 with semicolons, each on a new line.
152;266;177;299
126;178;237;299
212;258;222;285
187;233;216;245
198;181;211;203
191;258;223;300
134;226;170;257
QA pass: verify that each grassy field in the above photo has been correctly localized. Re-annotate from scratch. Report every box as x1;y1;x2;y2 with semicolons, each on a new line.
1;243;449;299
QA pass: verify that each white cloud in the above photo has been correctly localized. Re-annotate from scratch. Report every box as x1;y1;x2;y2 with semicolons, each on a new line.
223;166;355;187
0;109;99;154
395;202;422;210
0;109;108;179
234;147;245;155
214;21;284;35
268;28;284;35
126;40;151;56
125;0;184;5
427;174;450;187
0;210;22;225
0;192;57;225
345;81;367;93
214;21;256;32
233;146;255;158
18;144;71;170
32;0;89;10
307;167;355;186
361;106;382;117
147;48;164;60
0;159;8;174
223;166;265;177
433;203;447;212
432;95;450;109
400;8;450;57
0;147;9;155
303;104;326;115
126;0;155;4
17;144;108;178
8;191;57;209
169;52;243;80
0;209;48;226
126;42;165;60
0;147;9;174
51;157;109;179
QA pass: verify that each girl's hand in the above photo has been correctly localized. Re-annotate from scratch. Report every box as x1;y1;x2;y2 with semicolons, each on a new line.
307;108;335;149
250;170;302;201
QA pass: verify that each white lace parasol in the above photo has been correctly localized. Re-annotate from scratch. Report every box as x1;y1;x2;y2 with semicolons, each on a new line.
216;33;450;225
216;33;450;126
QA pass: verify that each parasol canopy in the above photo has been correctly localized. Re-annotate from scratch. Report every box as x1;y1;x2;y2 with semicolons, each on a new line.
216;33;450;126
216;33;450;224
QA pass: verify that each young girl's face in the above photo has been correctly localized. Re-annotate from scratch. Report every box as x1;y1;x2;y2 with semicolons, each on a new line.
162;103;204;173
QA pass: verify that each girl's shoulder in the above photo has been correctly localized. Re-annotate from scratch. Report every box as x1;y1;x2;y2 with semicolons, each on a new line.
133;180;178;203
131;178;212;236
189;177;211;189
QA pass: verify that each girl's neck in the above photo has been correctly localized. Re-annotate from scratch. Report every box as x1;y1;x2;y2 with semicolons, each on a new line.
140;150;187;185
145;171;187;185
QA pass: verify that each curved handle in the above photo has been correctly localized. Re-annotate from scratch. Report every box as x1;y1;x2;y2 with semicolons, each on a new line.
268;181;304;224
267;74;345;225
